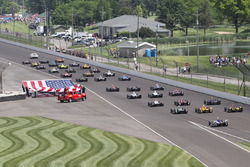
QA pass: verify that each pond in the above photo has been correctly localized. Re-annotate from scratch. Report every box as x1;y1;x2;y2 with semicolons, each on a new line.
169;41;250;57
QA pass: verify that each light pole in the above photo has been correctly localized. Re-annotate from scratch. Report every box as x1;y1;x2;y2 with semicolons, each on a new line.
193;8;200;72
136;8;140;71
156;24;159;66
186;40;189;64
100;7;106;59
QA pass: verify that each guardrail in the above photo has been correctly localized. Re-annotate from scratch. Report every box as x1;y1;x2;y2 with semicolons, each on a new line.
0;38;250;105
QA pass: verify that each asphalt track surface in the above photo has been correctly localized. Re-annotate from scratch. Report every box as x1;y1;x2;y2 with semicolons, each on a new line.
1;42;250;167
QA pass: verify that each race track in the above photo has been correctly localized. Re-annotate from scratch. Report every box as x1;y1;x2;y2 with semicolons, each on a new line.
0;42;250;166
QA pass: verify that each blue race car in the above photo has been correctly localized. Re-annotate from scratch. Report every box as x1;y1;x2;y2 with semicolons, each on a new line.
118;75;131;81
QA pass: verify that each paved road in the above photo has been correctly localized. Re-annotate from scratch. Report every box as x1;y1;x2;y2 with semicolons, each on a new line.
1;42;250;166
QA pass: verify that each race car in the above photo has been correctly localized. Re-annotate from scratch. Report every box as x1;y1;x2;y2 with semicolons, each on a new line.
208;118;228;127
148;91;163;98
49;67;59;73
127;86;141;92
65;68;76;73
22;59;31;64
106;85;120;92
148;99;164;107
90;68;101;73
29;53;38;59
61;72;72;78
150;84;164;91
103;70;115;77
36;65;46;70
127;92;142;99
49;61;58;67
69;62;80;67
83;71;94;77
171;107;188;114
39;60;49;64
55;58;64;63
94;75;107;81
58;64;68;69
169;89;184;96
174;99;191;106
204;98;221;105
119;75;131;81
195;105;213;113
76;77;88;82
80;64;91;69
224;105;243;113
31;62;40;67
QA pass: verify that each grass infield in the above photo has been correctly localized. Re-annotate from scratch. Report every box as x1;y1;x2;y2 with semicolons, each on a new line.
0;116;204;167
238;142;250;151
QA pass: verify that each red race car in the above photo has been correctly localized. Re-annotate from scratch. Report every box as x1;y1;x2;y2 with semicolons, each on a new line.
61;72;72;78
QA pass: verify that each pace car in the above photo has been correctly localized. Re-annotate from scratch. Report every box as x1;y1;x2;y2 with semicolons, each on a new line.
65;68;76;73
55;58;64;63
29;53;38;59
119;75;131;81
49;67;59;73
127;86;141;92
69;62;80;67
94;75;107;81
106;85;119;92
61;72;72;78
22;59;31;64
103;70;115;77
90;68;101;73
224;105;243;113
169;89;184;96
76;77;88;82
195;105;213;113
39;60;49;64
148;100;164;107
83;71;94;77
80;64;91;69
58;64;68;69
204;98;221;105
208;118;228;127
150;84;164;90
174;99;191;106
31;62;40;67
170;107;188;114
49;61;58;67
148;91;163;98
127;92;141;99
36;65;46;70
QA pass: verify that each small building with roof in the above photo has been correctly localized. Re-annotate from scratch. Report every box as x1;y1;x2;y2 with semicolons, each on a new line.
97;15;170;38
117;41;156;58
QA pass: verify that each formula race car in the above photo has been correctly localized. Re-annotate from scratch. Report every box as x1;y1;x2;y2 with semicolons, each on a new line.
39;60;49;64
55;58;64;63
224;105;243;113
69;62;80;67
119;75;131;81
22;59;31;64
174;99;191;106
127;86;141;92
169;89;184;96
83;71;94;77
171;107;188;114
148;91;163;98
29;53;39;59
65;68;76;73
208;118;228;127
80;64;91;69
31;62;40;67
204;98;221;105
150;84;164;91
49;67;59;73
61;72;72;78
58;64;68;69
103;70;115;77
76;77;88;82
127;92;142;99
36;65;46;70
195;105;213;113
106;85;120;92
49;61;58;67
90;68;101;73
94;75;107;81
148;100;164;107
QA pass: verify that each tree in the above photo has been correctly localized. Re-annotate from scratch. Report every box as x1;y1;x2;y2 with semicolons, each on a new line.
212;0;250;33
135;27;156;39
2;1;19;14
199;0;212;35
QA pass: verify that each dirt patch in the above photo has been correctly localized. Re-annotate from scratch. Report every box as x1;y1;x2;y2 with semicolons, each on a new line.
215;31;234;34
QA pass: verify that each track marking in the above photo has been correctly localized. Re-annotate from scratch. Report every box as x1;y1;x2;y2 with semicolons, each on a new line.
190;121;250;154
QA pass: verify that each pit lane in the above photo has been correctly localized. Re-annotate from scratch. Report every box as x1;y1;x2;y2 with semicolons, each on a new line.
1;41;250;166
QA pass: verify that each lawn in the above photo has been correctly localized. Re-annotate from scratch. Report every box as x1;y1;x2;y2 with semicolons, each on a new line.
0;116;204;167
1;22;30;34
238;142;250;151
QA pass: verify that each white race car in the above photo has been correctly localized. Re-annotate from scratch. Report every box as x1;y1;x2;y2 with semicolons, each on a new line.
29;53;39;59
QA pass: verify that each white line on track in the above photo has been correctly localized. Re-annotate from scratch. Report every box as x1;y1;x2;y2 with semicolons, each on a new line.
190;121;250;154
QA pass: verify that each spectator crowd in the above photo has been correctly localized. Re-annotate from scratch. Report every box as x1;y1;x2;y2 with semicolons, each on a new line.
209;54;247;67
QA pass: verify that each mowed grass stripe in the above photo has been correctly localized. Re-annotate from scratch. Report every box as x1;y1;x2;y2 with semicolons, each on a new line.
238;142;250;151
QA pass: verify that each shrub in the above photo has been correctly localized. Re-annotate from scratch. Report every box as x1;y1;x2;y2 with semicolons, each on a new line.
119;31;130;38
